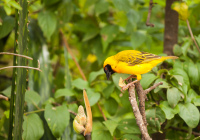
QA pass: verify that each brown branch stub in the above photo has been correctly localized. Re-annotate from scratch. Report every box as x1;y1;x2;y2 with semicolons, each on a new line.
128;83;152;140
69;110;77;116
146;0;156;27
144;82;163;94
97;103;107;121
0;94;9;101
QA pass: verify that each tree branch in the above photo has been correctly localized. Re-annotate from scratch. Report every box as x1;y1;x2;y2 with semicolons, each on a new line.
144;82;163;94
146;0;155;27
186;19;200;54
0;94;9;101
128;83;152;140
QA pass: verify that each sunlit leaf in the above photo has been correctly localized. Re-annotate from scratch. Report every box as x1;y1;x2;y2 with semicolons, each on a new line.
167;87;181;108
23;114;44;140
86;88;101;106
100;25;119;52
103;120;118;136
72;78;89;89
140;73;158;89
54;88;76;98
159;101;180;120
38;11;57;40
178;103;199;128
25;90;41;106
44;104;70;138
172;2;189;21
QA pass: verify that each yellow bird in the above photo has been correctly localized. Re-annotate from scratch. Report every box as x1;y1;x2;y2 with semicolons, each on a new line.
103;50;178;87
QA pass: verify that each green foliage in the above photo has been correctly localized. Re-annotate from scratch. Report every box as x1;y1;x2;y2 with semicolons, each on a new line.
1;0;200;139
22;114;44;140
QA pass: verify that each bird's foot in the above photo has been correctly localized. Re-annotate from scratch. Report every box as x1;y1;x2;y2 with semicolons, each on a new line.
123;75;137;83
121;80;139;92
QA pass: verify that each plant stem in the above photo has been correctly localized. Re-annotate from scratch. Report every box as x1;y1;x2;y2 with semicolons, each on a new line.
186;19;200;54
24;109;45;115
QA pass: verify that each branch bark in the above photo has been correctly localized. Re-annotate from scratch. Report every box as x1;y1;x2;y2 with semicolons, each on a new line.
146;0;155;27
163;0;179;55
128;83;152;140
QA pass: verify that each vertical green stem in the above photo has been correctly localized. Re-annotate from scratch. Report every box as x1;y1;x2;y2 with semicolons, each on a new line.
8;3;19;140
9;0;28;139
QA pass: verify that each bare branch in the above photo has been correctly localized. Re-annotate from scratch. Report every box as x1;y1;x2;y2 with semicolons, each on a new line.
186;19;200;54
128;83;152;140
0;52;33;60
146;0;156;27
0;66;42;72
144;82;163;94
0;94;9;101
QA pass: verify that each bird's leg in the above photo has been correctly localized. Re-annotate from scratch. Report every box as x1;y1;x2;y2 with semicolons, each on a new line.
121;80;140;91
123;75;137;83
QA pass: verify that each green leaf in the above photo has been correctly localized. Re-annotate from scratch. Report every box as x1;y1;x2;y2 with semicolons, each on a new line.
100;25;119;52
173;44;182;56
103;120;118;136
8;1;22;10
104;97;118;116
192;96;200;106
186;89;198;103
4;110;9;118
89;69;104;83
25;90;41;106
127;9;140;27
43;0;61;6
95;0;109;15
140;73;158;89
145;35;152;51
102;83;115;99
178;103;199;128
188;60;200;86
92;130;112;140
0;16;15;39
87;88;101;106
167;87;181;108
72;78;89;89
4;4;11;15
38;11;57;40
54;88;76;98
131;31;146;49
117;119;140;134
58;1;73;24
159;101;180;120
82;28;99;42
112;0;130;12
42;98;56;107
145;107;166;132
121;134;140;140
67;103;78;117
0;86;11;97
181;41;191;56
22;114;44;140
154;78;169;93
44;104;70;138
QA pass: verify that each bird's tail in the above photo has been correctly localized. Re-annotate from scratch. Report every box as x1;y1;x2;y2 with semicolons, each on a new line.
162;56;179;60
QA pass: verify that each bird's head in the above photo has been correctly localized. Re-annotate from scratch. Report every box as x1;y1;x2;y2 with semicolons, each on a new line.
103;64;115;80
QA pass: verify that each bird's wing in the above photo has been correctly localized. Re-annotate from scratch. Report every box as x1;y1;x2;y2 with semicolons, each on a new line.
115;51;161;66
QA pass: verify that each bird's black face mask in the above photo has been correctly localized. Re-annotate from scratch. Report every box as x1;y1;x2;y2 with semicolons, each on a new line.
104;64;115;80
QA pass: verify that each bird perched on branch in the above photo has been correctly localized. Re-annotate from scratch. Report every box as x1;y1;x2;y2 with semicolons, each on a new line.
103;50;178;90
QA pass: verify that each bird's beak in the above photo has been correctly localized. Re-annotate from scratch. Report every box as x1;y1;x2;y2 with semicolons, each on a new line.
106;71;111;80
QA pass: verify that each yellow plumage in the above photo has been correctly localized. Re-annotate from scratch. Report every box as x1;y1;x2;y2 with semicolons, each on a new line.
103;50;178;80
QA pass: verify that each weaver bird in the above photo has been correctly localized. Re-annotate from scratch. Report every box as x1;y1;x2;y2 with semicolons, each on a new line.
103;50;178;90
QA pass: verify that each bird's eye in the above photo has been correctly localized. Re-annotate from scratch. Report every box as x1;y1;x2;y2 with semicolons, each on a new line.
104;67;107;71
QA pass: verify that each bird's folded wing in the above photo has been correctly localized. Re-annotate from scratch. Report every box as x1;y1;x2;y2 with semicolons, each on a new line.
114;51;161;66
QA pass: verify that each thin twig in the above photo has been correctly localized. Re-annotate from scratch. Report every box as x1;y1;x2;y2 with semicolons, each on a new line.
60;30;87;81
24;108;77;116
0;94;9;101
128;82;152;140
170;126;200;136
146;0;155;27
0;52;33;60
97;103;107;121
186;19;200;54
0;66;42;72
144;82;163;94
